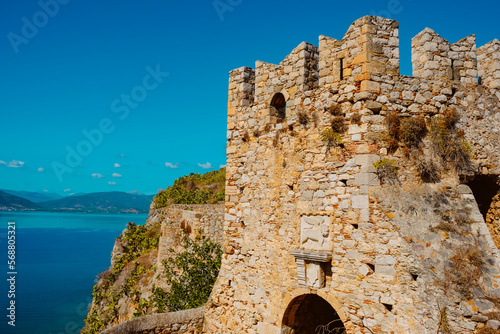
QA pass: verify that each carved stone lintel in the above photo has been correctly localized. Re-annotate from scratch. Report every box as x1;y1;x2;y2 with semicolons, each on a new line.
290;249;332;262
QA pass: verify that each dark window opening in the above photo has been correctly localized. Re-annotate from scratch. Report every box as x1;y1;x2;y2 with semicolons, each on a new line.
466;175;500;219
411;273;418;281
351;223;359;229
340;58;344;80
270;93;286;121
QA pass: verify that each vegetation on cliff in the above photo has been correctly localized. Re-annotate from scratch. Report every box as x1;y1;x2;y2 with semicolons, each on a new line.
153;168;225;208
82;221;161;334
82;169;226;333
152;232;222;312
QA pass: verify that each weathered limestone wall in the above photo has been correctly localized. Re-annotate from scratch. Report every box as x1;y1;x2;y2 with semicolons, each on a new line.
153;204;224;289
205;15;500;334
412;28;477;85
478;39;500;90
100;205;223;329
318;16;399;93
100;307;204;334
486;193;500;250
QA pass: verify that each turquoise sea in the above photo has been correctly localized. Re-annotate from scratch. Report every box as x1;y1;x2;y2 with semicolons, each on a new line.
0;211;148;334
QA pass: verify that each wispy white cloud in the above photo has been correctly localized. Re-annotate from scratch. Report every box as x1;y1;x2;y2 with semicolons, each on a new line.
92;173;104;179
112;173;122;178
108;181;117;185
1;160;25;168
165;162;179;169
38;167;45;172
64;189;71;192
197;162;212;169
114;163;121;168
219;164;226;169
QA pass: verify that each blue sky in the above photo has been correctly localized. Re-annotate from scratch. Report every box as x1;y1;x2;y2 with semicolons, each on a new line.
0;0;498;196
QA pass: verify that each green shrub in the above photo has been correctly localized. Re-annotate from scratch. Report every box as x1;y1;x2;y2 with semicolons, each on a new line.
320;128;342;147
83;221;160;333
153;168;226;208
153;232;222;312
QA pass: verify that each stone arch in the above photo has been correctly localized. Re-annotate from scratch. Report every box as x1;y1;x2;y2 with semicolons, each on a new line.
280;291;348;334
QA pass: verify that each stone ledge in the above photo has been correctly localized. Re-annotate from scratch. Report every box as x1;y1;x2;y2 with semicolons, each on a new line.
100;307;204;334
291;249;332;262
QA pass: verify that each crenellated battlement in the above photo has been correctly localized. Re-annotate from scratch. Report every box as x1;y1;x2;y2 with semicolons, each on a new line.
478;39;500;89
412;28;477;85
228;16;498;118
318;16;400;89
226;16;500;143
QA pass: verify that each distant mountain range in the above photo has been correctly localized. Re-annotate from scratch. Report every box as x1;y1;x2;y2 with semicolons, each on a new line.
1;189;63;202
0;190;154;214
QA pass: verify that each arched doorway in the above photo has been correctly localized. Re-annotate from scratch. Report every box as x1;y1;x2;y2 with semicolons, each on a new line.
281;294;346;334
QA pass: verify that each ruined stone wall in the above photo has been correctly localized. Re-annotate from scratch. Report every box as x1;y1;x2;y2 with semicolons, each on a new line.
204;16;500;334
478;39;500;90
97;205;224;329
153;204;224;290
412;28;477;85
100;307;204;334
486;193;500;250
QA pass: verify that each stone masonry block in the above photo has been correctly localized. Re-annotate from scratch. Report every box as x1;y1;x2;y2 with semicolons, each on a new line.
355;154;380;172
352;195;369;209
354;173;379;186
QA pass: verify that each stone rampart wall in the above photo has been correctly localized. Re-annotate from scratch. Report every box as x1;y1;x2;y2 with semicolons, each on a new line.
100;307;204;334
205;15;500;334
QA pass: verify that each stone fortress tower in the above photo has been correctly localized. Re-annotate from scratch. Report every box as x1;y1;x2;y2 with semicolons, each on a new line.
203;16;500;334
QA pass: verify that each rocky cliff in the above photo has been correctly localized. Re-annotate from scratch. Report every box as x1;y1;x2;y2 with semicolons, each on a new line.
81;204;224;334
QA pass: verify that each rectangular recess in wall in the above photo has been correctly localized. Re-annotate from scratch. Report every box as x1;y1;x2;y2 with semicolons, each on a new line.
340;58;344;80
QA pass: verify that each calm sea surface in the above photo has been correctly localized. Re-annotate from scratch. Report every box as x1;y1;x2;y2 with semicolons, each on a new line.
0;211;148;334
